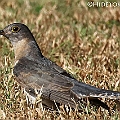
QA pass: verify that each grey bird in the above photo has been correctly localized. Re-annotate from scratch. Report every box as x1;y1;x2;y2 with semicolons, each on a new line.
0;23;120;112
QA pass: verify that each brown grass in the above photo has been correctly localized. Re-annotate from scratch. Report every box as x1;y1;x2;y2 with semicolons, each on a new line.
0;0;120;119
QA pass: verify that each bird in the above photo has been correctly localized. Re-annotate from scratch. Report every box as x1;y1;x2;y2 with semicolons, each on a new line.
0;23;120;112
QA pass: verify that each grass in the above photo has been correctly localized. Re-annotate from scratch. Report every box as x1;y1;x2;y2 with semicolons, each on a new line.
0;0;120;119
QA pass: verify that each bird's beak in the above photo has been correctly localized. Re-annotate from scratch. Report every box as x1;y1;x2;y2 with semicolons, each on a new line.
0;30;5;35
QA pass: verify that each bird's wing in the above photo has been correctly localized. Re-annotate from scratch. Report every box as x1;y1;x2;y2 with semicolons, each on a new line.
14;57;79;107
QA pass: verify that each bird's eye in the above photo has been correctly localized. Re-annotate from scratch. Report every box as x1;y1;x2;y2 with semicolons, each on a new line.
12;26;20;33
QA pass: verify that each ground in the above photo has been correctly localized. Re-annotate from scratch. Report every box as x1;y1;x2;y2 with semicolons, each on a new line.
0;0;120;120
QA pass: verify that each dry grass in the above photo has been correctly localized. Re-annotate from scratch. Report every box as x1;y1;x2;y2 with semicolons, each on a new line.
0;0;120;119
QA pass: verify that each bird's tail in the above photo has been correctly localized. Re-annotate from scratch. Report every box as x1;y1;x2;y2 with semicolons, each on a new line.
72;80;120;100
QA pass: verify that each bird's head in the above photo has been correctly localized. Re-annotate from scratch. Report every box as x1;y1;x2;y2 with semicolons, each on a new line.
0;23;43;61
0;23;34;44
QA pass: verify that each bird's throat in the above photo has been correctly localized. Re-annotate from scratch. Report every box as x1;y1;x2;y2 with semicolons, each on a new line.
12;38;31;64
